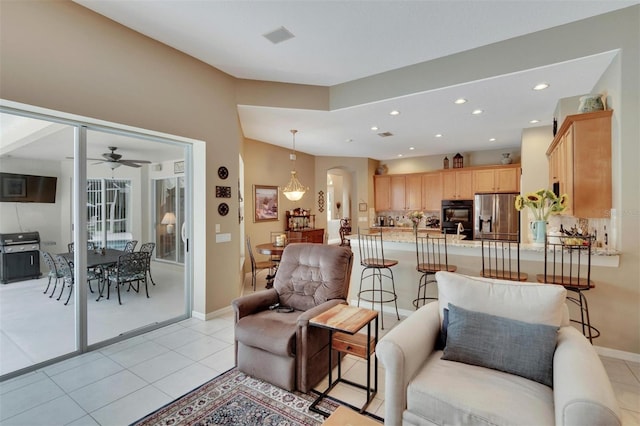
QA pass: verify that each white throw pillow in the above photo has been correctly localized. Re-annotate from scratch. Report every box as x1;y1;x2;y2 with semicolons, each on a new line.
436;271;567;327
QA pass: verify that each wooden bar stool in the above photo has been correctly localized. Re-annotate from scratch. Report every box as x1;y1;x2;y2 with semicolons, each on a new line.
536;234;599;342
414;233;456;309
479;232;528;282
356;228;400;329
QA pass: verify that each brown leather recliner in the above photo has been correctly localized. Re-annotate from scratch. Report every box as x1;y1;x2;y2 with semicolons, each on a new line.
232;243;354;392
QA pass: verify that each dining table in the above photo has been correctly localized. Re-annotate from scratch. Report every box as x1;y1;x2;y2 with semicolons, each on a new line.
60;248;126;301
255;242;285;257
255;243;286;288
60;248;125;268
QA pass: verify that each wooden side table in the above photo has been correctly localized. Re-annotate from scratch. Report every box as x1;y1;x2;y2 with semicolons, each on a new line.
309;304;378;417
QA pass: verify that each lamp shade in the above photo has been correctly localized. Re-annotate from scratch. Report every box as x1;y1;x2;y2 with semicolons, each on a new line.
161;212;176;234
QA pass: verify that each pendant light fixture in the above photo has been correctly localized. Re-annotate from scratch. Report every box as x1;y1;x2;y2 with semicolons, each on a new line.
282;129;308;201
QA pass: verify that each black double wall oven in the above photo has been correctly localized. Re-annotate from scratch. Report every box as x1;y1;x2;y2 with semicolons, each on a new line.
441;200;474;240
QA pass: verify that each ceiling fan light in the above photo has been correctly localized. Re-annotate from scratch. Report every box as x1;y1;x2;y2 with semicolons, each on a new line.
106;162;122;170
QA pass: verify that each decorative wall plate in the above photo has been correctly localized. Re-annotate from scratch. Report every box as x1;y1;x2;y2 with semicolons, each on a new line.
217;166;229;180
218;202;229;216
216;186;232;198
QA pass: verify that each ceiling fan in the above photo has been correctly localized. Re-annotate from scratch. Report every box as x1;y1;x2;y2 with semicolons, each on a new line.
88;146;152;169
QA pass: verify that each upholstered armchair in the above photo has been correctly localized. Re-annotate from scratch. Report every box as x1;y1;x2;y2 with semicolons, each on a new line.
232;243;353;392
377;271;621;426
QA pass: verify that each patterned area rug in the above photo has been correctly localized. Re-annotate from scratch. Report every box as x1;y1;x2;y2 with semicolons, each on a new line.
132;368;339;426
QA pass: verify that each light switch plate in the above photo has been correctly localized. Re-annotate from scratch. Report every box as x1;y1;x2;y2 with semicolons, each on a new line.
216;233;231;243
215;224;221;233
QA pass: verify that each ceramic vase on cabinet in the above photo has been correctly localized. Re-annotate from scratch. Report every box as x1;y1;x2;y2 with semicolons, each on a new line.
530;220;546;244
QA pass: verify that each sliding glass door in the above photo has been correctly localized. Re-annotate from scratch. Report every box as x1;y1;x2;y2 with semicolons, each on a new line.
0;105;193;379
155;177;185;264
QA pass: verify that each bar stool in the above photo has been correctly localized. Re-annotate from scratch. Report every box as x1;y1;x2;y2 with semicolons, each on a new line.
479;233;528;282
357;228;400;329
414;233;457;309
536;234;599;342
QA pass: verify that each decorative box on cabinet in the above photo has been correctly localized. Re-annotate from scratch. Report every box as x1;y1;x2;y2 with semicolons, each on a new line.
547;110;612;218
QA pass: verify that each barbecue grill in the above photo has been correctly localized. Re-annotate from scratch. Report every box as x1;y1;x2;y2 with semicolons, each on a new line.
0;231;41;284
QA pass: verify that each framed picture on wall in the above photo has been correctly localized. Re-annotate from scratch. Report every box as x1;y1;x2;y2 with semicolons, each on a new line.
359;202;367;212
254;185;279;222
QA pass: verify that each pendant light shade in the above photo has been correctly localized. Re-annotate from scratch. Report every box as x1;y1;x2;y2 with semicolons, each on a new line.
282;129;308;201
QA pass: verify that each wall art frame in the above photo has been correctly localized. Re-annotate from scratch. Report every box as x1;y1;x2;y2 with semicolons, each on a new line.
253;185;279;222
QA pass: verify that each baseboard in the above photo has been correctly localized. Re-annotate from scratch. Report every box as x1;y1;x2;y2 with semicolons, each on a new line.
349;298;640;362
594;345;640;363
192;305;234;321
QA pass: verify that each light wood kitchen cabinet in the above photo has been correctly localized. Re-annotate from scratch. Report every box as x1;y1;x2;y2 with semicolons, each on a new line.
405;174;422;210
442;170;473;200
390;175;407;210
547;110;611;218
421;172;442;211
374;175;391;211
473;165;520;193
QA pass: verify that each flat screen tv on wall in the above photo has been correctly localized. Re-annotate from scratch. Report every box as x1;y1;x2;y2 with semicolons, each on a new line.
0;172;57;203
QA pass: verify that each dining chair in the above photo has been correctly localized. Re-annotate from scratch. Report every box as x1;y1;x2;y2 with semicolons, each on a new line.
339;218;352;246
356;227;400;329
40;250;63;296
123;240;138;253
53;254;75;305
67;241;95;252
479;232;528;282
536;234;599;342
414;233;457;309
138;242;156;285
102;252;149;305
246;237;275;291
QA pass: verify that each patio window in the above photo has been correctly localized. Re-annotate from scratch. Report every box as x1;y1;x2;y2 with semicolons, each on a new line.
87;179;132;250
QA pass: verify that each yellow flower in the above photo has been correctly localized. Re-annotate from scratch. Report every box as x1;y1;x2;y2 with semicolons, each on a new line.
514;195;524;211
525;192;542;204
518;189;569;221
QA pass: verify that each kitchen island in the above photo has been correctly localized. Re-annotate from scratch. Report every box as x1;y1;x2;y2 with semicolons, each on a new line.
346;230;620;314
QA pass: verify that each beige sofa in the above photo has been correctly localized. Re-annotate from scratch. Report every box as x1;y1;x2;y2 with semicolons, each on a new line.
376;271;621;426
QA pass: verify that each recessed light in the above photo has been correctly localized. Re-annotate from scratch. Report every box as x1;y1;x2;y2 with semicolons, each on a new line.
371;126;379;131
389;110;400;116
435;134;443;138
397;154;403;157
346;138;353;143
489;138;496;142
409;147;415;151
472;109;483;115
533;83;550;91
454;98;467;104
530;119;540;124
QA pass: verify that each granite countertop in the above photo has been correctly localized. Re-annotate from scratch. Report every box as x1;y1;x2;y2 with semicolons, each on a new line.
348;231;620;257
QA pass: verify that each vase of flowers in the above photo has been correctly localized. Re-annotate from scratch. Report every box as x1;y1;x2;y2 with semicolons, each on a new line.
514;189;568;243
408;211;424;236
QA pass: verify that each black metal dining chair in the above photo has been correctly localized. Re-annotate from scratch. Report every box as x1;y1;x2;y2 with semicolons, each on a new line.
123;240;138;253
53;254;75;305
40;250;63;296
102;252;149;305
138;242;156;285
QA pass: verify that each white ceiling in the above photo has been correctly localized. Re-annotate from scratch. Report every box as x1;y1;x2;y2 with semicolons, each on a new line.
6;1;639;161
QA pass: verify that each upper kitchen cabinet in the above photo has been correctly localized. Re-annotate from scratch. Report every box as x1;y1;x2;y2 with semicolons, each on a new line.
374;175;391;211
473;165;520;193
547;110;612;218
442;169;473;200
421;172;442;211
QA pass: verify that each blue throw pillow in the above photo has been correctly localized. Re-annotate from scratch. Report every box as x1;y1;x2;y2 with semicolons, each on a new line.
442;303;558;387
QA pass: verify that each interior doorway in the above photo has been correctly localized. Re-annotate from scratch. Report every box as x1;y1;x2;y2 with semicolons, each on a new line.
326;168;352;244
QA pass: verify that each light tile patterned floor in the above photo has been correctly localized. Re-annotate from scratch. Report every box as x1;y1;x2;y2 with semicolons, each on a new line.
1;273;639;425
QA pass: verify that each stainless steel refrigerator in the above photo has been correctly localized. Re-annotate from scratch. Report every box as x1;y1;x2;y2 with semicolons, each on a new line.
474;193;520;241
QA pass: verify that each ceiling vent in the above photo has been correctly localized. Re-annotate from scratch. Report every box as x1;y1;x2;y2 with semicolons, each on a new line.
377;131;394;137
263;26;295;44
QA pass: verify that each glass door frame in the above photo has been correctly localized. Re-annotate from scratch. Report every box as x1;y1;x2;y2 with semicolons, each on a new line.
0;101;195;380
